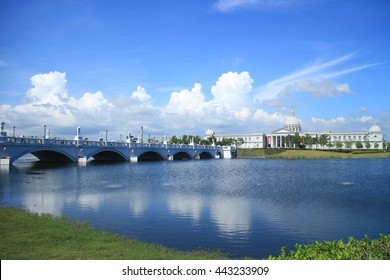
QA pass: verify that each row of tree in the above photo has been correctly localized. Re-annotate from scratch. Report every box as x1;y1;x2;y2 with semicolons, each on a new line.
167;135;245;146
300;133;383;150
148;133;387;150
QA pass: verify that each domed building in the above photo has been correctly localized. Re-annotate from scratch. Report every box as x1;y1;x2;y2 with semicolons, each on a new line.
205;110;384;150
366;124;383;148
284;111;302;133
205;128;215;139
267;110;303;148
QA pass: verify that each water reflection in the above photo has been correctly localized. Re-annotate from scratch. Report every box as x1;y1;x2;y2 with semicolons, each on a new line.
167;193;203;222
1;158;389;259
210;197;252;239
128;190;149;217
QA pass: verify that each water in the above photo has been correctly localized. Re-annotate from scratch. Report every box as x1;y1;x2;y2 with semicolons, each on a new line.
1;157;389;259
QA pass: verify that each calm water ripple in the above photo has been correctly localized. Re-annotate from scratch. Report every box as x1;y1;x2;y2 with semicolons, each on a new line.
1;157;389;259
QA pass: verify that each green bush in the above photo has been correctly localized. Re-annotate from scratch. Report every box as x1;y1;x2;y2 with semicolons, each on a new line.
268;234;390;260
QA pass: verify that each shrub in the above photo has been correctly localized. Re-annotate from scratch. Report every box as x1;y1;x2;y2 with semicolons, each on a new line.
268;234;390;260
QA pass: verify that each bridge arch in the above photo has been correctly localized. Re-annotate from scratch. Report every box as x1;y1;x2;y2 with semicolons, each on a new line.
11;148;75;163
173;151;191;160
198;151;213;159
138;151;164;161
88;149;128;162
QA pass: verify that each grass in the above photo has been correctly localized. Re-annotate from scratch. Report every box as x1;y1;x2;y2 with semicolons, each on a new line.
238;148;390;159
0;207;226;260
1;207;389;260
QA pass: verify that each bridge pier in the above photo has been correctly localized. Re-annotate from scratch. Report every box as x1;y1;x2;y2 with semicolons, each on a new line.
167;155;174;161
0;157;10;165
194;155;200;160
130;156;138;163
77;156;87;164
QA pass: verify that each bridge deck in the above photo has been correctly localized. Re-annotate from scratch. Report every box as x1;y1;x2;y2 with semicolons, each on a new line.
1;136;235;164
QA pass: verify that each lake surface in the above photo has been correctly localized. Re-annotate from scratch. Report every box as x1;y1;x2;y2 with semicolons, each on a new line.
1;157;389;259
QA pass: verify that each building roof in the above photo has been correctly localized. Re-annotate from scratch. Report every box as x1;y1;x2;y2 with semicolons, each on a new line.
368;124;381;134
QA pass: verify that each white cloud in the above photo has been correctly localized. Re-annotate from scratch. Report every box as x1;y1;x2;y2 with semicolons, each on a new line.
357;116;374;123
26;71;68;105
253;53;377;104
253;109;284;123
0;56;384;139
166;83;205;114
0;60;8;66
211;71;253;110
214;0;259;12
131;86;152;103
295;79;350;97
234;107;252;120
70;91;112;112
311;117;347;125
214;0;301;12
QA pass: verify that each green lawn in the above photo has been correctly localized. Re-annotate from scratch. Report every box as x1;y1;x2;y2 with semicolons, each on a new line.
238;148;390;159
0;207;226;260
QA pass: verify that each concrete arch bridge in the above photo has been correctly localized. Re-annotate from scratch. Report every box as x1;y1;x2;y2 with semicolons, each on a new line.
0;136;236;165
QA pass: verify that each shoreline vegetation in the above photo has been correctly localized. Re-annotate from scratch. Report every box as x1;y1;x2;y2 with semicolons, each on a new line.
237;148;390;159
1;207;389;260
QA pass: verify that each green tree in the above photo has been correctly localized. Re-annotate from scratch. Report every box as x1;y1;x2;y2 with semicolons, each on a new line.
286;135;294;148
304;134;313;148
335;141;343;150
312;135;319;149
193;135;202;144
170;135;179;144
182;135;189;144
345;141;353;150
293;133;301;148
319;134;329;148
355;140;363;149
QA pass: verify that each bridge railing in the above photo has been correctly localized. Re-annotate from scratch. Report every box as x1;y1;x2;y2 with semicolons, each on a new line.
1;136;220;150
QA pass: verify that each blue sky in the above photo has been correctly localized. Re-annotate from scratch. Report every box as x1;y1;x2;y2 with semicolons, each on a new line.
1;0;389;140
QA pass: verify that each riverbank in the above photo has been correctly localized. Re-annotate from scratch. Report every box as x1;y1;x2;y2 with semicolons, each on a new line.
1;207;389;260
0;207;226;260
238;148;390;159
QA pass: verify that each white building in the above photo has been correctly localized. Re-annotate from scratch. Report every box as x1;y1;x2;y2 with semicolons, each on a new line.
205;129;266;148
205;111;385;150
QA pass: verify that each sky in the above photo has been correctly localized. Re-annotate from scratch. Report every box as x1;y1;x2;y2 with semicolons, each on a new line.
1;0;389;141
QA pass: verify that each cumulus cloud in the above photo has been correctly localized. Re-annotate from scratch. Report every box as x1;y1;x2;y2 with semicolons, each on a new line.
131;86;152;103
211;71;253;110
26;71;68;105
0;55;383;139
253;109;284;123
166;83;205;114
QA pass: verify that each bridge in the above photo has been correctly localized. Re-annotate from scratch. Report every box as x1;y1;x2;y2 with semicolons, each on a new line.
0;125;236;165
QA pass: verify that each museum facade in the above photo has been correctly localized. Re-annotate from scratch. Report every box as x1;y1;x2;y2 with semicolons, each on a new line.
205;111;384;150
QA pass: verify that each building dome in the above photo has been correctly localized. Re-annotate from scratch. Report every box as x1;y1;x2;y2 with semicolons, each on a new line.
205;128;215;138
284;111;302;133
368;124;381;134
